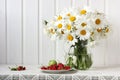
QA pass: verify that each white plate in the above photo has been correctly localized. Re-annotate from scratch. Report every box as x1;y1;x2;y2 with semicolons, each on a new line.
41;69;72;73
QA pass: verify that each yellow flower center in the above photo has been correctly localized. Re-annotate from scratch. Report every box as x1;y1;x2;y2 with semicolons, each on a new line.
67;34;73;41
106;28;109;33
69;16;76;22
57;24;62;28
95;19;101;25
80;30;86;35
67;13;71;16
81;23;87;27
80;10;87;15
67;24;71;30
97;28;102;32
50;28;55;34
57;16;62;20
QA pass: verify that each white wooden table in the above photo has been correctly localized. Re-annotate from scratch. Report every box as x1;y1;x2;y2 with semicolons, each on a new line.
0;65;120;80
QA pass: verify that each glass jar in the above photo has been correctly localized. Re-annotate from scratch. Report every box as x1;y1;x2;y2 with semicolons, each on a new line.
66;39;92;70
75;54;92;70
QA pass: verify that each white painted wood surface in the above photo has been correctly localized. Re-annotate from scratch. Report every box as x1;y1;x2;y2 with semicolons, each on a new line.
0;0;6;64
7;0;22;64
0;0;120;67
72;0;87;8
23;0;39;64
105;0;120;66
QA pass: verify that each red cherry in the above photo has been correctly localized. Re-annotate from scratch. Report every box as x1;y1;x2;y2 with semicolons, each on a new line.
57;66;63;70
23;67;26;70
17;67;22;71
18;66;23;70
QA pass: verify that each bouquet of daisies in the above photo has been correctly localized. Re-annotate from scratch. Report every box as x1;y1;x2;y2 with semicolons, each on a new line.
44;7;110;45
44;7;111;70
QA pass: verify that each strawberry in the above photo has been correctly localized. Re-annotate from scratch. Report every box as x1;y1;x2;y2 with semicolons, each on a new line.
64;66;70;70
48;64;57;70
57;63;64;70
57;66;63;70
47;66;50;70
58;63;64;67
41;66;47;70
40;62;71;70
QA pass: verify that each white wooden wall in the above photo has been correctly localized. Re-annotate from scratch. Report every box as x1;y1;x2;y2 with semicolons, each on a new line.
0;0;120;67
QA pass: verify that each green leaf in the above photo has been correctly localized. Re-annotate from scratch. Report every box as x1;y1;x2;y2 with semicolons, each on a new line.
43;20;48;25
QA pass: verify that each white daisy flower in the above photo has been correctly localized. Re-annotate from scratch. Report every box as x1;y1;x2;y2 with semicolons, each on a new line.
91;12;107;29
48;27;55;34
54;11;65;21
47;27;55;35
44;27;59;40
63;22;74;34
63;9;79;22
92;28;106;40
76;29;90;40
56;8;77;22
75;16;92;30
69;15;78;22
65;33;77;45
55;29;66;40
55;20;66;32
104;26;111;35
64;8;78;16
79;6;92;15
55;15;63;21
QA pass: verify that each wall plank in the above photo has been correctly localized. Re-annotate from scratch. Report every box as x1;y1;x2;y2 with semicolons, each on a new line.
90;0;105;12
0;0;6;64
56;0;71;63
56;0;71;11
7;0;22;64
23;0;38;64
105;0;120;66
39;0;56;65
72;0;87;8
89;0;106;67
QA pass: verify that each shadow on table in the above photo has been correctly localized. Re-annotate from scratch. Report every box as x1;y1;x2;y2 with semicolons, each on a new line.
41;70;78;74
61;70;78;74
